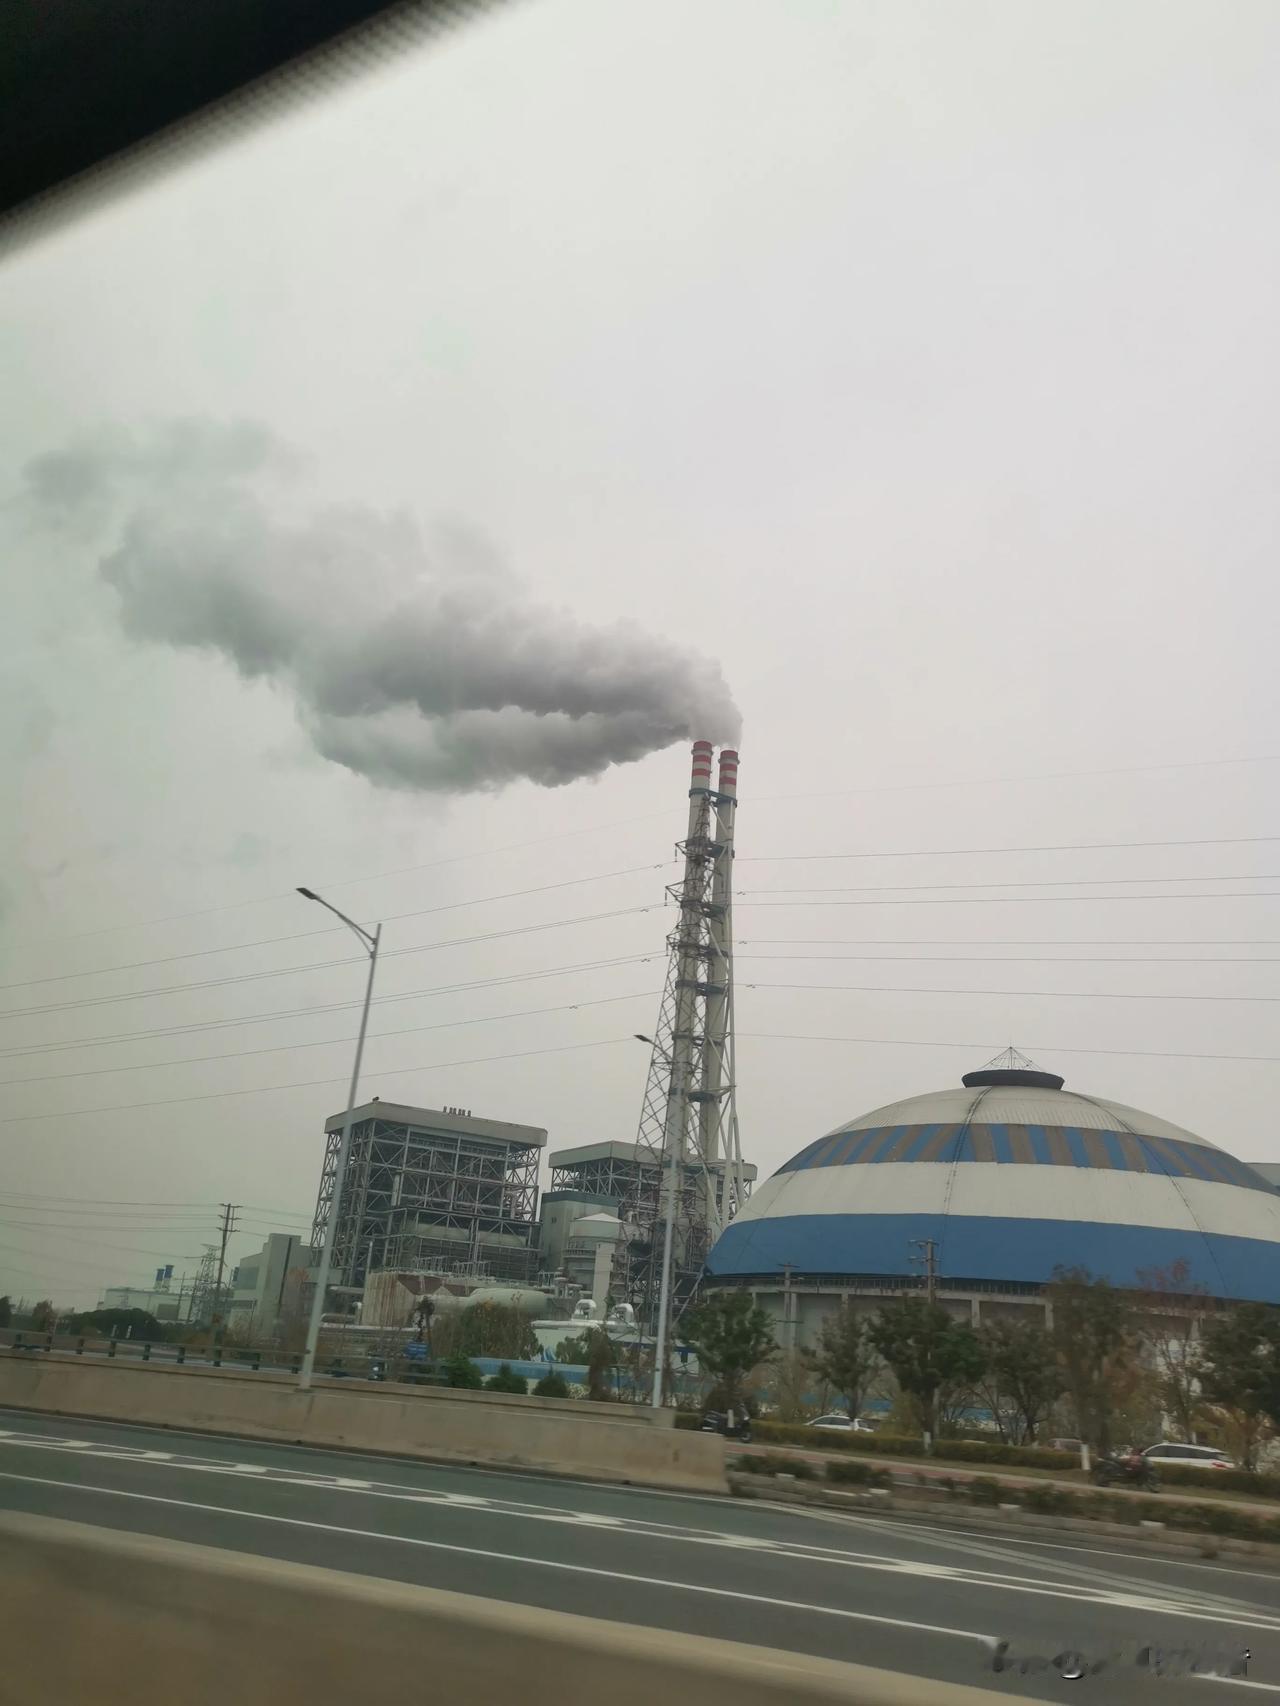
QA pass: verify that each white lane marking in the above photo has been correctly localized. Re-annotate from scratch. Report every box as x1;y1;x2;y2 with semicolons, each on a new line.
0;1406;740;1513
1195;1678;1280;1693
0;1470;991;1649
816;1503;1280;1592
4;1431;1274;1622
2;1448;1272;1633
840;1510;1269;1617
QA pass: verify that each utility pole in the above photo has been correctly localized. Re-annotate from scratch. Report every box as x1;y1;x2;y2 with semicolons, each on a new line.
295;888;381;1392
910;1238;939;1305
213;1203;239;1339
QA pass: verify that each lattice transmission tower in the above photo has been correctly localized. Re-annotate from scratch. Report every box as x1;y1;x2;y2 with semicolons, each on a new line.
622;741;747;1337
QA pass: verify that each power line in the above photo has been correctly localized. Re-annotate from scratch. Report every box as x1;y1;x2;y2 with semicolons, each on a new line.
740;938;1280;946
0;1235;203;1280
0;1192;217;1207
737;835;1280;863
0;1204;216;1221
737;980;1280;1003
0;1218;217;1232
6;807;685;950
0;988;659;1088
0;863;665;993
753;753;1280;805
14;795;1278;956
737;873;1280;895
0;1226;207;1262
735;952;1280;965
737;1031;1280;1066
737;893;1280;908
0;1035;636;1125
0;905;655;1022
0;950;660;1061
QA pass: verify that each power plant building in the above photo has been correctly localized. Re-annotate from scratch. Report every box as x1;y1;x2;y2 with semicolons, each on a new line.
312;1100;545;1296
706;1065;1280;1343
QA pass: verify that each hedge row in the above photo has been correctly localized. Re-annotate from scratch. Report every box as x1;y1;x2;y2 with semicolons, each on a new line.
753;1421;925;1455
1156;1462;1280;1500
743;1460;1280;1544
733;1451;820;1480
750;1419;1075;1470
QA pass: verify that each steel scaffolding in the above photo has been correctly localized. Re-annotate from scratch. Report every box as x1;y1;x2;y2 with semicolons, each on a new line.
310;1103;544;1295
623;744;747;1334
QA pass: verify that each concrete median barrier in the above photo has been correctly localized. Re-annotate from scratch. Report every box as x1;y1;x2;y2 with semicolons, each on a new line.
0;1352;724;1492
0;1512;1035;1706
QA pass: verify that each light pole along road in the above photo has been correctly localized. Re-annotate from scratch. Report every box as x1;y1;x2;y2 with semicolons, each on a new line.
295;886;381;1392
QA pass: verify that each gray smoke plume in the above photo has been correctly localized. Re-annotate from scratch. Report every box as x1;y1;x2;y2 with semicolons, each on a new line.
22;421;740;792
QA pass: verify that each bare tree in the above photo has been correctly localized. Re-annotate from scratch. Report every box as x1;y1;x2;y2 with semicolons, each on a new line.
1046;1268;1133;1453
1135;1260;1213;1442
808;1303;880;1420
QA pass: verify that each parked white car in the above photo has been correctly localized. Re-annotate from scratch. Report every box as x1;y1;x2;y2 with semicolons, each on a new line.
808;1413;878;1433
1143;1442;1236;1470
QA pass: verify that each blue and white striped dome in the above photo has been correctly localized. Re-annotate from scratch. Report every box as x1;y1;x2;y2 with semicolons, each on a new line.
706;1068;1280;1303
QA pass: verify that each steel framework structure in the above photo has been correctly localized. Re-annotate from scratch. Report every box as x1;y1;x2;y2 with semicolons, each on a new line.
624;743;747;1330
311;1105;543;1295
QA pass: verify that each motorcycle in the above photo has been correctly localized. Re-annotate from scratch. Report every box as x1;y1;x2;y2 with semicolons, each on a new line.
1093;1451;1160;1492
700;1408;753;1443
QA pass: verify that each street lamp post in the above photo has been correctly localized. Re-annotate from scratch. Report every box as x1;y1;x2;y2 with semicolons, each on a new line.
296;887;381;1392
636;1033;683;1410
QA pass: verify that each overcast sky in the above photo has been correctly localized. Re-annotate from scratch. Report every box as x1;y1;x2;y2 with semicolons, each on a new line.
2;0;1277;1309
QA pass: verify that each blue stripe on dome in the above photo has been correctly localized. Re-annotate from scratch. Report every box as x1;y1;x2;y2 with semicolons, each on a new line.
899;1125;938;1163
774;1125;1270;1190
1100;1130;1128;1170
706;1212;1280;1304
1064;1128;1089;1168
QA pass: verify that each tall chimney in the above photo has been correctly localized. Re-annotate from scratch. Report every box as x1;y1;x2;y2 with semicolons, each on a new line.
697;746;739;1224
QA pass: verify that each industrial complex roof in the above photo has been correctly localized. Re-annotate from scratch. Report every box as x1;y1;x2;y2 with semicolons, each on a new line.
325;1100;547;1147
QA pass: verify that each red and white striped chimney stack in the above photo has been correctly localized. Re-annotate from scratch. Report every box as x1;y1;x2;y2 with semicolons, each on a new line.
717;746;738;802
689;739;715;793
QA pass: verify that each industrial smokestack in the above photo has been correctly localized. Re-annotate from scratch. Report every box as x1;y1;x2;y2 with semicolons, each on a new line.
688;739;715;828
698;746;738;1213
22;421;741;794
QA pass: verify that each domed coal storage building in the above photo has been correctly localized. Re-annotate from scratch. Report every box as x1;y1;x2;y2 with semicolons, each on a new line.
704;1066;1280;1340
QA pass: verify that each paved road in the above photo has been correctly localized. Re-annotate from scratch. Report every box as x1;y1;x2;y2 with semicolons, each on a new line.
1;1407;1276;1701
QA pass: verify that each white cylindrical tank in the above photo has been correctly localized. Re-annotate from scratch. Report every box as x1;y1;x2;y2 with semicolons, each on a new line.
460;1286;552;1315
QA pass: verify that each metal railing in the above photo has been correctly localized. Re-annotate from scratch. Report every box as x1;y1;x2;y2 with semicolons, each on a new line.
0;1329;445;1386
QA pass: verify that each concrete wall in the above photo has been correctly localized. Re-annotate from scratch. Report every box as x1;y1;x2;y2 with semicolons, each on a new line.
0;1512;1035;1706
0;1352;724;1492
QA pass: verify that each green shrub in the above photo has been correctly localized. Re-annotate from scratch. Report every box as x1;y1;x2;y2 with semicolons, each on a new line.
825;1458;892;1489
484;1363;529;1394
532;1370;569;1399
753;1421;925;1456
934;1440;1075;1471
751;1420;1073;1471
441;1352;484;1390
1021;1484;1079;1517
673;1411;701;1430
735;1452;818;1481
967;1476;1003;1506
1157;1463;1280;1500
